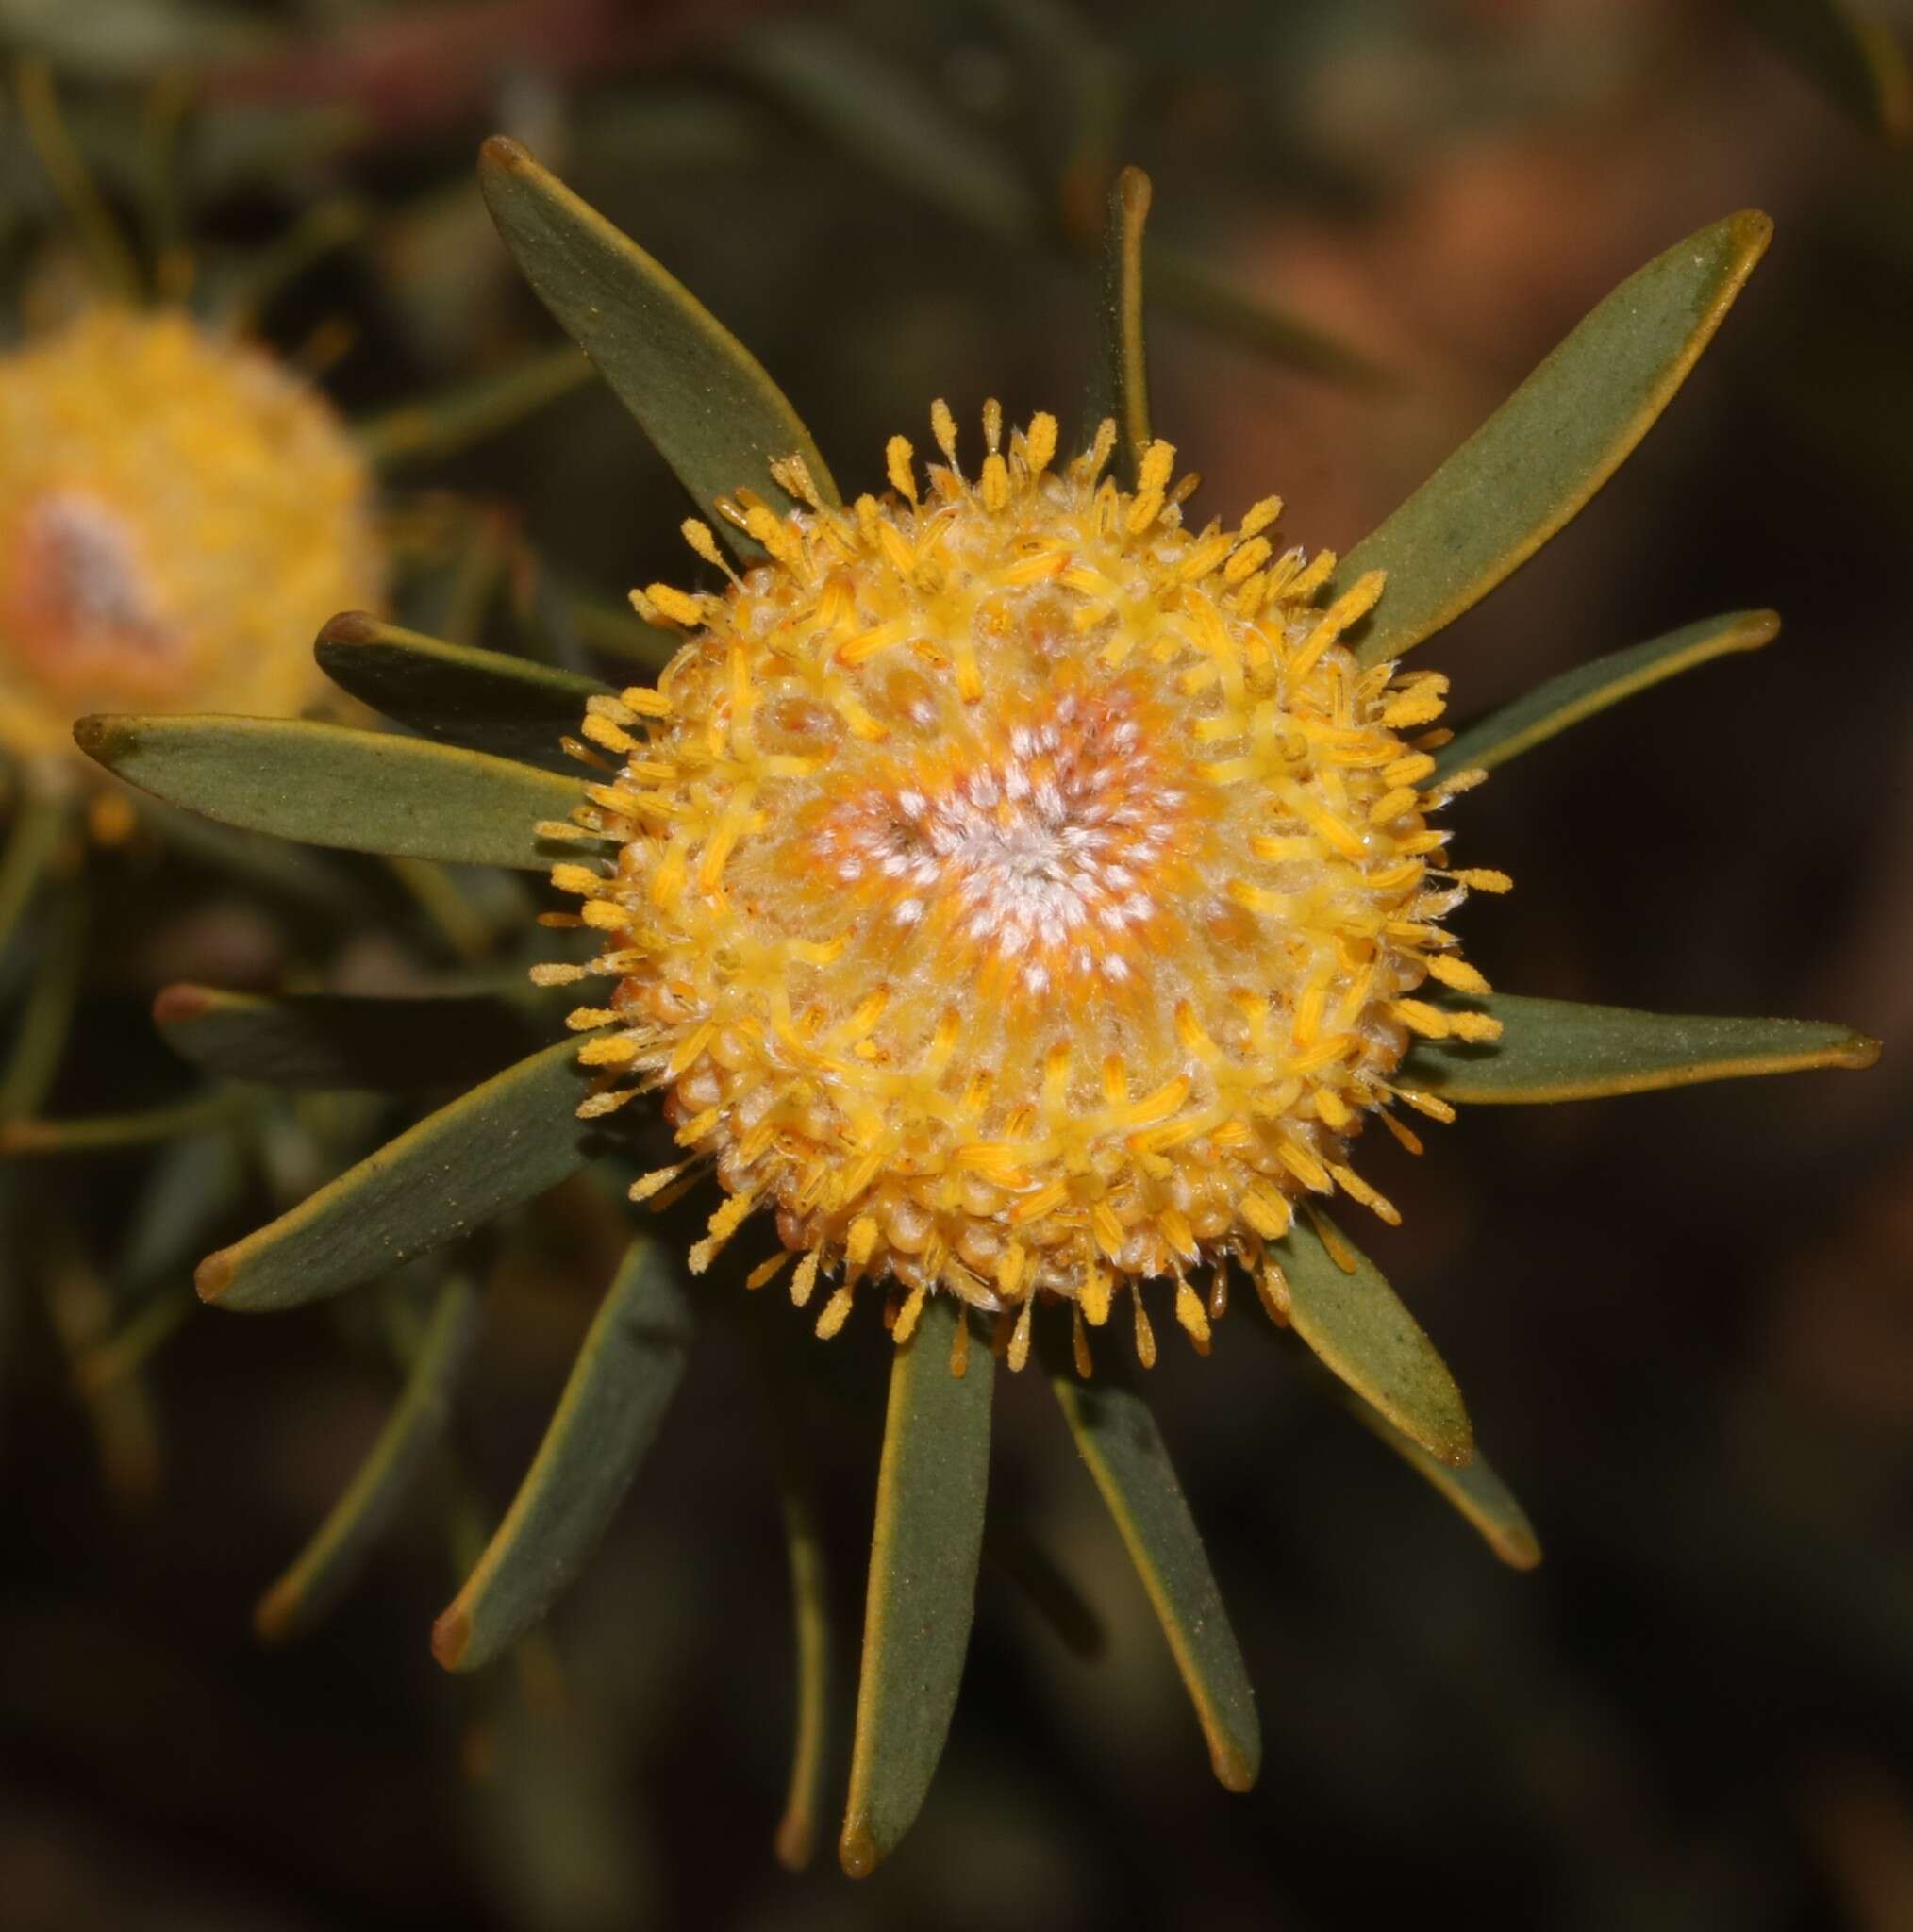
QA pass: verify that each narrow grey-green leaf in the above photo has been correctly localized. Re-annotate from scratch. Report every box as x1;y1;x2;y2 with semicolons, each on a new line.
1741;0;1912;136
1050;1362;1258;1789
1277;1214;1473;1467
195;1037;592;1312
1085;165;1153;487
155;983;541;1092
74;713;585;870
1339;212;1772;667
315;611;607;773
1401;993;1881;1105
840;1295;992;1879
1435;609;1778;779
479;136;837;547
256;1274;481;1641
431;1238;692;1671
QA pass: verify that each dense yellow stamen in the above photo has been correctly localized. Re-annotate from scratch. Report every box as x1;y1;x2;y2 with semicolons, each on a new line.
543;405;1504;1369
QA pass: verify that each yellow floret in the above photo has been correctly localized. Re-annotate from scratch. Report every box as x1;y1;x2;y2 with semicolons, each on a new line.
547;405;1503;1361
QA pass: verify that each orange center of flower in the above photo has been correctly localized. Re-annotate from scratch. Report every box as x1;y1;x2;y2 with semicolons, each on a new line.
543;407;1505;1367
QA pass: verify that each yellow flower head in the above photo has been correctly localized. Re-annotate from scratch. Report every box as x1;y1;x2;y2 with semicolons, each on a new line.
546;405;1505;1366
0;307;382;766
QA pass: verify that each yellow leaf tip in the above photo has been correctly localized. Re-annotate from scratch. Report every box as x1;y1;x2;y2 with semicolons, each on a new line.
773;1813;815;1872
316;608;381;650
1839;1031;1885;1071
478;132;533;173
1211;1740;1259;1794
151;983;210;1028
430;1603;474;1672
193;1249;235;1304
838;1825;878;1881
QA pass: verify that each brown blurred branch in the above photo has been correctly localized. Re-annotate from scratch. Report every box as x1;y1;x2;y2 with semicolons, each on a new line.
203;0;797;139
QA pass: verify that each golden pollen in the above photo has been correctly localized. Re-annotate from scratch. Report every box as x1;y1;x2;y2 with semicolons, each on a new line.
0;307;383;764
554;407;1501;1359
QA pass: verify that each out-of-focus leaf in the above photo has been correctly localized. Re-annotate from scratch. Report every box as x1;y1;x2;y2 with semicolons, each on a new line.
762;1353;831;1872
1741;0;1912;137
732;19;1041;246
985;1517;1105;1660
155;984;540;1092
432;1239;692;1672
479;137;837;549
1146;242;1389;387
212;198;366;332
0;879;83;1120
1339;212;1772;667
0;784;69;957
1403;994;1881;1105
117;1128;247;1293
1050;1360;1258;1790
195;1039;591;1312
1085;165;1153;486
840;1296;992;1879
0;0;265;76
73;1287;194;1396
141;797;371;917
1277;1215;1472;1468
356;344;595;470
1436;609;1778;778
15;56;143;298
256;1274;481;1641
314;612;607;773
0;1087;253;1157
75;713;584;871
1289;1341;1540;1569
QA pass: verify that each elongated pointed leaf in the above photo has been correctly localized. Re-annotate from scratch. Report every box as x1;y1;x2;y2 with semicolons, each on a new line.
1339;212;1772;667
256;1275;481;1641
479;137;837;546
1050;1363;1258;1790
1085;165;1153;486
1277;1215;1472;1467
1402;993;1881;1105
1741;0;1913;136
314;611;607;773
196;1038;592;1311
75;714;584;870
432;1238;692;1671
155;984;541;1092
1436;609;1778;779
840;1295;992;1879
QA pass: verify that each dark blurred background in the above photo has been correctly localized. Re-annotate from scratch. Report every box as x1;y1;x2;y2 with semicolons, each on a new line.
5;1;1913;1927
